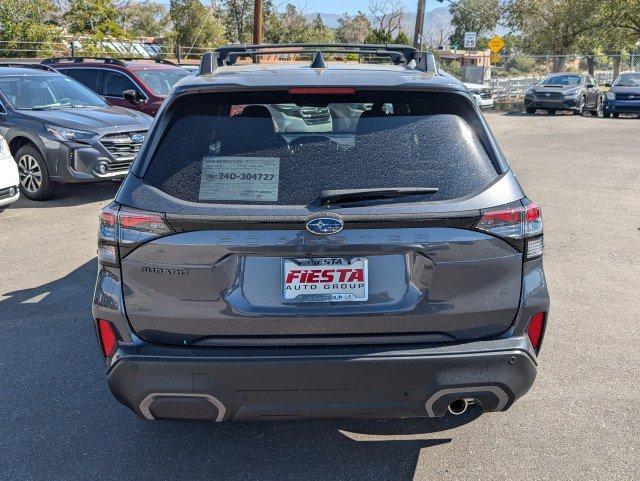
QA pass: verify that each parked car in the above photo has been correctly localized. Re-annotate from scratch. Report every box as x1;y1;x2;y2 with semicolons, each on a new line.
0;134;19;211
42;57;189;116
0;64;152;200
524;73;600;115
463;82;494;109
93;44;549;423
601;72;640;118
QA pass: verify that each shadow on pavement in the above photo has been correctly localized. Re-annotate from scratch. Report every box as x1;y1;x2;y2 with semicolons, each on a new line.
9;181;119;210
0;259;480;481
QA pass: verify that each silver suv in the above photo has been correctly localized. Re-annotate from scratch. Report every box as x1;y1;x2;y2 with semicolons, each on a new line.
92;44;549;422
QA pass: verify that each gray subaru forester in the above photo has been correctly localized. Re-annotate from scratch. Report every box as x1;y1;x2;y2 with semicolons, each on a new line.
93;44;549;422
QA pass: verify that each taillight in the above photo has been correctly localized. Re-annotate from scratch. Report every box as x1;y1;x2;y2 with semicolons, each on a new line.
475;201;543;259
97;319;118;358
97;203;173;266
527;312;546;352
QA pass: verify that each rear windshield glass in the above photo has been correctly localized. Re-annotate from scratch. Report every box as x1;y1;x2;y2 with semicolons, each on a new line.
144;92;498;205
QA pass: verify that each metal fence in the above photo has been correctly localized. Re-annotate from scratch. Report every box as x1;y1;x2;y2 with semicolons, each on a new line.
436;53;640;103
0;38;213;63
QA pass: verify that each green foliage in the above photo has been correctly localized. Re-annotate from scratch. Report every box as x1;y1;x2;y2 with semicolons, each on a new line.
169;0;226;51
449;0;500;49
0;0;61;57
336;12;372;44
394;31;410;45
122;1;169;38
264;5;333;44
365;28;393;44
65;0;126;37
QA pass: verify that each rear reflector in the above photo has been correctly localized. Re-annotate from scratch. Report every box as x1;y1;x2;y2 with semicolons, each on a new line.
97;319;118;358
527;312;546;351
287;87;356;95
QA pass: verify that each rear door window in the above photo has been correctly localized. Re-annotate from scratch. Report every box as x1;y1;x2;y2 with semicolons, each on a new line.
143;92;498;206
64;68;102;93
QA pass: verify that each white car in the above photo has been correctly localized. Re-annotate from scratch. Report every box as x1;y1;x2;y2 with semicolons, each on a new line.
464;82;494;109
0;135;19;212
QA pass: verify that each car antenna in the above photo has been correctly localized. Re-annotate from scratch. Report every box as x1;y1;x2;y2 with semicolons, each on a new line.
310;51;327;69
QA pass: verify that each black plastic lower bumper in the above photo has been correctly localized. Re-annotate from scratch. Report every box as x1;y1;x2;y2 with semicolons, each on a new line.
107;337;538;421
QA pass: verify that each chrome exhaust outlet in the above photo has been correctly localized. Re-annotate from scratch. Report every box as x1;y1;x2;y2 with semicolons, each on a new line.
447;398;470;416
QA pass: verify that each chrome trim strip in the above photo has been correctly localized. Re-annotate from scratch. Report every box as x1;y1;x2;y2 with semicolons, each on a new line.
138;392;226;421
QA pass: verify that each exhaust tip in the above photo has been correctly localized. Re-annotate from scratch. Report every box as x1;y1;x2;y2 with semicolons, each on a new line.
447;398;470;416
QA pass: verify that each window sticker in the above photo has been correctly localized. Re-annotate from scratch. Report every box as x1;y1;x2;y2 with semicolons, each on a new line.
199;156;280;202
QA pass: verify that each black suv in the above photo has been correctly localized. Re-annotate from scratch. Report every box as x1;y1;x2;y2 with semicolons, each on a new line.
93;44;549;422
0;64;152;200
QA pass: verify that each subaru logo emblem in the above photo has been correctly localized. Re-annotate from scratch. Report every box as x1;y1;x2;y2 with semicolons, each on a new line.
131;133;145;143
306;217;344;235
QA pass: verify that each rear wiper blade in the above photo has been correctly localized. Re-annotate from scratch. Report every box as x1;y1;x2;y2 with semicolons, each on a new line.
319;187;439;206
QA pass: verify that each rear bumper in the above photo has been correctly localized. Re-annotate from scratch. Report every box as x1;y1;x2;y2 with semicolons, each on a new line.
107;336;538;421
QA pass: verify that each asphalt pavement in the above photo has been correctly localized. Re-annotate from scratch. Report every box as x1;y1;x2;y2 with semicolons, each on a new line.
0;112;638;480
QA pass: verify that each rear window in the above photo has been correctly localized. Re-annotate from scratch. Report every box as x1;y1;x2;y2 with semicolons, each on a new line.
144;92;498;205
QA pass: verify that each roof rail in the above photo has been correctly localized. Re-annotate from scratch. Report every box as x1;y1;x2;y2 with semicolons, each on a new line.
206;43;438;74
0;63;58;72
41;56;177;66
42;56;129;66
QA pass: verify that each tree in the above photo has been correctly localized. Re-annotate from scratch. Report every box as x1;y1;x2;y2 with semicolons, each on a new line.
336;12;372;44
65;0;126;37
422;18;453;49
368;0;405;37
221;0;253;43
394;30;410;45
502;0;597;70
263;4;333;44
448;0;500;49
365;28;393;44
170;0;226;53
0;0;61;57
120;1;169;38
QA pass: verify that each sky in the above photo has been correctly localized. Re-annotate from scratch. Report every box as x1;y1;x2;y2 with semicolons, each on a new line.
274;0;447;15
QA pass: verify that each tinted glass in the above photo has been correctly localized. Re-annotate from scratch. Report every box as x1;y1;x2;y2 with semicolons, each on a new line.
104;71;139;97
540;75;581;86
144;92;498;205
0;74;107;109
64;68;102;92
136;68;188;96
614;73;640;87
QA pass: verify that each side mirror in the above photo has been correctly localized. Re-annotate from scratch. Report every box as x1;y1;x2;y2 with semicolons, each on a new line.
604;83;612;88
123;89;143;104
586;83;595;88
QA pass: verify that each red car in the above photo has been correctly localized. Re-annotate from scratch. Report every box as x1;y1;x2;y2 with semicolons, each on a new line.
42;57;189;116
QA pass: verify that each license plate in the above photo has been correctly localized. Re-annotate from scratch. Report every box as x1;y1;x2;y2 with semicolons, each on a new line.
282;257;369;303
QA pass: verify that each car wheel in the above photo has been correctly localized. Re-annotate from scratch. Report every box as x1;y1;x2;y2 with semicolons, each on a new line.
573;96;586;115
612;113;620;118
590;97;601;116
525;107;536;114
546;109;556;115
602;112;611;118
16;145;57;201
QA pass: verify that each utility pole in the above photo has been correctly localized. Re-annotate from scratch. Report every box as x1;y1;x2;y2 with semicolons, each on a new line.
413;0;426;49
253;0;264;45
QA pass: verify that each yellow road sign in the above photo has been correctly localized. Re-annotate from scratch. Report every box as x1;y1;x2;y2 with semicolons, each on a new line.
490;53;501;64
488;35;505;53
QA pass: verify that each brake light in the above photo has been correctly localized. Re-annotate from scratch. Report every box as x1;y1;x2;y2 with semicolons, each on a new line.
527;312;546;352
97;203;173;266
287;87;356;95
97;319;118;358
475;201;543;259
